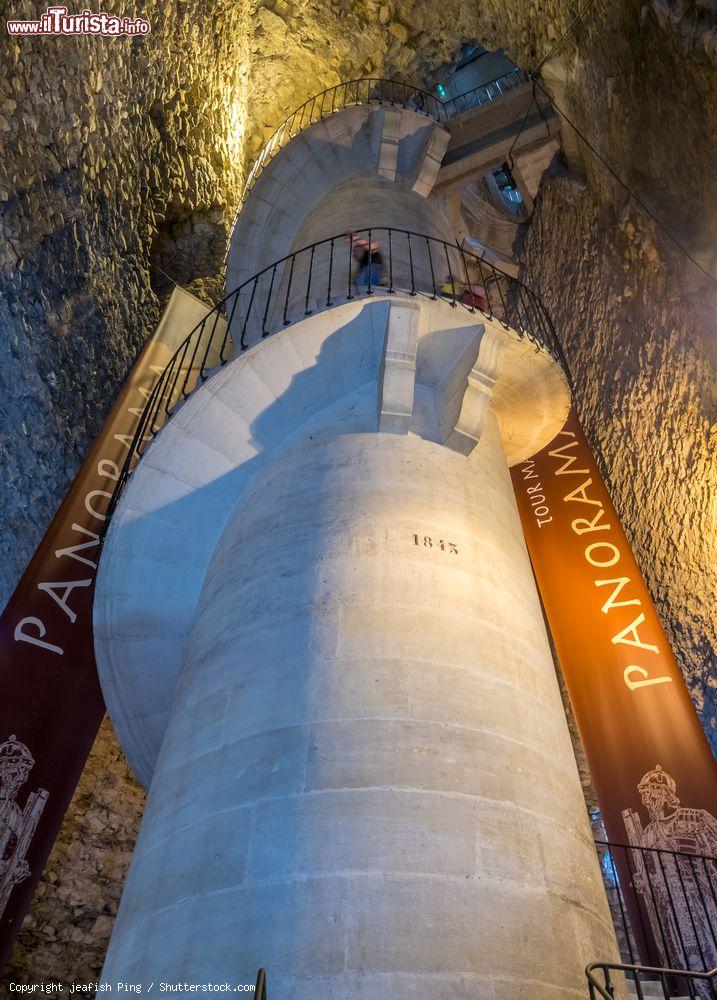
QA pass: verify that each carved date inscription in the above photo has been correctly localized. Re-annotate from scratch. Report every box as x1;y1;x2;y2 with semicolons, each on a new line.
412;534;458;554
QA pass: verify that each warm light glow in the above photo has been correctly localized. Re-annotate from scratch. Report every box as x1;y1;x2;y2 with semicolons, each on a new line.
227;93;247;160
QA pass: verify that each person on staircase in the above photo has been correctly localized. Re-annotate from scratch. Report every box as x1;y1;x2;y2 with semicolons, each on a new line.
348;233;385;291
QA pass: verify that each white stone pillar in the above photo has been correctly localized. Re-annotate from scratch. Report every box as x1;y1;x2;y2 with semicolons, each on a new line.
99;316;617;995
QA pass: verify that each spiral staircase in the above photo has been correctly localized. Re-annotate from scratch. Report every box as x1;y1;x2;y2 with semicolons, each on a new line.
92;71;716;999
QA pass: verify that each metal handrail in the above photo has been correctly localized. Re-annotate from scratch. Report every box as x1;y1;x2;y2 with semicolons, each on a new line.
596;840;717;867
595;839;717;975
586;961;717;999
240;68;531;202
442;66;531;117
102;226;568;532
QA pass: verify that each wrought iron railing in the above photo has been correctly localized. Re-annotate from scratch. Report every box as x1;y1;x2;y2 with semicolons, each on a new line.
586;960;717;999
242;79;440;198
441;66;531;117
241;68;531;201
596;840;717;974
102;226;568;531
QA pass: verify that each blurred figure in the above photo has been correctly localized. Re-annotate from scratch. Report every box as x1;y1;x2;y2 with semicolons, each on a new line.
440;274;488;311
439;274;460;298
462;282;488;310
349;234;385;291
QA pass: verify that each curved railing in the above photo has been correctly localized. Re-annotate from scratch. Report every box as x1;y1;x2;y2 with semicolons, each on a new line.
441;66;531;116
596;839;717;972
241;68;531;202
242;79;441;199
103;226;568;530
586;961;717;999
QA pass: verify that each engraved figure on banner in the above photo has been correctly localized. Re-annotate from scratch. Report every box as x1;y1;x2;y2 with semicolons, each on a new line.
0;735;48;918
623;765;717;971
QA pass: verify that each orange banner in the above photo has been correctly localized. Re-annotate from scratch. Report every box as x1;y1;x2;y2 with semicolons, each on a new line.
511;409;717;967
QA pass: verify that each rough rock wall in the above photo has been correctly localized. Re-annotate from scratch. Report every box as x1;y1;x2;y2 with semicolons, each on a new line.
526;5;717;741
0;0;252;608
0;720;143;991
4;0;715;617
551;0;717;265
0;0;530;611
2;0;716;987
520;171;717;750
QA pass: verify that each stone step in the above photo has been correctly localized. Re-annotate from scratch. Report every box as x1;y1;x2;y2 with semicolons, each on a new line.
228;104;453;311
626;984;690;999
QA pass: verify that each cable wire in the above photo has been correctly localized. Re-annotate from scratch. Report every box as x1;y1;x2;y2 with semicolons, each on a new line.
150;262;181;288
533;0;601;75
526;0;716;283
506;83;538;172
533;79;717;284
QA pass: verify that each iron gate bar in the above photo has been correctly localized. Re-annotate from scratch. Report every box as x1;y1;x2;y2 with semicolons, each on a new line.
594;840;717;974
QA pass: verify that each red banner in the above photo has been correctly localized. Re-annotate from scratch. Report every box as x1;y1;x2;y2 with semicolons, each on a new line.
511;409;717;968
0;345;164;970
0;289;211;971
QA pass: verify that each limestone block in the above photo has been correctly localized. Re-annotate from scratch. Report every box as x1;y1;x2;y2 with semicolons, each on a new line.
378;298;420;433
443;325;507;454
246;789;480;883
410;122;451;198
96;296;606;998
375;106;403;182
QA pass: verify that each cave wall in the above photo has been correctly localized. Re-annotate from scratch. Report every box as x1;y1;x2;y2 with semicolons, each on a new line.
0;0;251;608
0;719;143;988
1;0;716;986
526;3;717;757
520;171;717;750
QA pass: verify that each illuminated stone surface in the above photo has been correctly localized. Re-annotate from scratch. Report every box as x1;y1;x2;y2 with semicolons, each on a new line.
2;0;716;984
94;294;569;785
95;294;616;996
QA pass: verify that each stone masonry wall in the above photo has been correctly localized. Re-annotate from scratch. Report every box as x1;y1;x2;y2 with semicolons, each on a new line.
1;0;716;987
520;171;717;749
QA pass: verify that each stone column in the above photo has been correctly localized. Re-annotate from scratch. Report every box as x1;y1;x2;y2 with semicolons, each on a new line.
99;304;617;996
